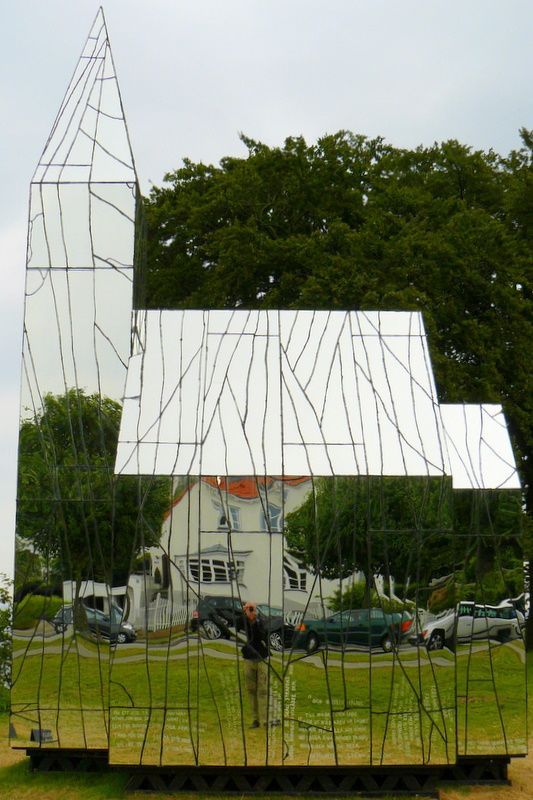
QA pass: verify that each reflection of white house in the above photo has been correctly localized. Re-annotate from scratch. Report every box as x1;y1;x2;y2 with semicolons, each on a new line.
150;476;343;613
114;309;521;629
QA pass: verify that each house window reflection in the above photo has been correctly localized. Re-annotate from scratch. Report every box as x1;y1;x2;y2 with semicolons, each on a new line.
283;556;307;591
215;503;241;531
260;503;283;532
189;557;244;583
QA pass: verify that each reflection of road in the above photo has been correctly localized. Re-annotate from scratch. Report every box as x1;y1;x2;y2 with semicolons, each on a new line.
11;636;450;667
288;647;455;669
12;628;140;659
127;637;517;668
12;640;109;659
12;621;56;639
13;632;524;666
455;638;525;662
13;636;234;663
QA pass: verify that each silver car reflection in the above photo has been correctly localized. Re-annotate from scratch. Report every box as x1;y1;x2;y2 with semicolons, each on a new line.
416;601;523;650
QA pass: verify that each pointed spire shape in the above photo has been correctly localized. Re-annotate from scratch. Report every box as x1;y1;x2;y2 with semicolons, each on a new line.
33;8;136;184
27;9;138;271
22;10;137;401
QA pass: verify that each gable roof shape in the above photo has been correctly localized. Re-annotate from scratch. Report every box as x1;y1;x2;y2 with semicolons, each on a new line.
33;7;136;185
115;309;449;478
163;475;312;520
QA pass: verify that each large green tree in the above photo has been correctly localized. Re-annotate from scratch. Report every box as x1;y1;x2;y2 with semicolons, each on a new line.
143;129;532;632
144;130;531;494
17;390;171;590
284;476;454;590
0;574;11;707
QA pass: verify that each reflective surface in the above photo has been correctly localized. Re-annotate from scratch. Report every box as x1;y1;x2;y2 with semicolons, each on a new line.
11;9;138;752
116;309;450;477
104;477;525;766
11;8;526;771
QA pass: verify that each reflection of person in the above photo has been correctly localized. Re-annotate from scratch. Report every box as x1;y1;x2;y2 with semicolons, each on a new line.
241;601;268;728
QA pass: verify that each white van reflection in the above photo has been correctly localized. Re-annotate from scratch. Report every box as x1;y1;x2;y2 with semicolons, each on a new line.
411;601;524;651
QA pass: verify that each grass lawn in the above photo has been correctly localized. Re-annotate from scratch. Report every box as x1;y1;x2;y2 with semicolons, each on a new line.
11;634;525;767
0;651;531;799
13;595;62;630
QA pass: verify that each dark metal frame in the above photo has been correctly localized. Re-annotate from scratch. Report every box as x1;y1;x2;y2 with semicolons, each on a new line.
27;748;511;796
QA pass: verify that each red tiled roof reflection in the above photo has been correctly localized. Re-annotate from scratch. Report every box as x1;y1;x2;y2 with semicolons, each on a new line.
163;475;310;517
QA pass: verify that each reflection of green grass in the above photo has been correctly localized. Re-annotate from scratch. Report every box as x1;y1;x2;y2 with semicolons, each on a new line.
13;596;62;630
9;632;529;768
12;635;108;709
107;641;457;766
456;641;527;755
1;653;532;798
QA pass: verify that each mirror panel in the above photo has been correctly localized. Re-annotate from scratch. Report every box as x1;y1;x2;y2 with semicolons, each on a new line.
107;475;464;767
11;11;138;752
12;10;526;773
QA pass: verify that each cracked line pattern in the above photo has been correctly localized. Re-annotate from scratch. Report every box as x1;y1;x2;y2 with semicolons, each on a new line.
12;8;139;757
11;7;526;773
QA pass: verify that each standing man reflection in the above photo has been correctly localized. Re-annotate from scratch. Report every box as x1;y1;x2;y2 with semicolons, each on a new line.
241;601;268;728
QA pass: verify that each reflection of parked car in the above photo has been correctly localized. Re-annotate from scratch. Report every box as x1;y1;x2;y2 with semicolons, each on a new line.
293;608;412;654
418;601;522;650
85;605;136;643
51;603;135;643
190;595;294;651
502;596;527;626
256;604;295;651
51;605;74;633
190;595;243;639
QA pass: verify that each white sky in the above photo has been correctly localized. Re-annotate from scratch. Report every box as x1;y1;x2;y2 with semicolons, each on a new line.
0;0;531;579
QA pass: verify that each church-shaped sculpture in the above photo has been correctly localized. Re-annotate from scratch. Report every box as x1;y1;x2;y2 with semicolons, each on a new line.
10;9;526;791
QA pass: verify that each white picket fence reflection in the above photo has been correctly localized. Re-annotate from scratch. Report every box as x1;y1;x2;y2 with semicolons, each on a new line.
140;597;325;633
143;596;189;631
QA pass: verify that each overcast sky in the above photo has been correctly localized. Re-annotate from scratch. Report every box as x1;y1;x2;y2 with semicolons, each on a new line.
0;0;531;580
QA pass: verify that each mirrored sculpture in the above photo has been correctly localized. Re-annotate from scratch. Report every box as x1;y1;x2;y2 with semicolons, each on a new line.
11;8;526;782
12;8;141;751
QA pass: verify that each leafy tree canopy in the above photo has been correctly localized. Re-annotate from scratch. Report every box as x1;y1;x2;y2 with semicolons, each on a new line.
144;130;532;515
0;574;12;705
17;390;171;587
285;477;523;608
285;476;454;585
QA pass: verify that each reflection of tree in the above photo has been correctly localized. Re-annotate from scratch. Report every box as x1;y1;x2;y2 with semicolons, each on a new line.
17;390;171;592
13;538;43;596
0;574;11;704
454;489;524;604
286;478;525;608
285;476;453;591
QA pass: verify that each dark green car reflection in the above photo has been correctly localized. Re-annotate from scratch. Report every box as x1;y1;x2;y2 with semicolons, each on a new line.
293;608;412;653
